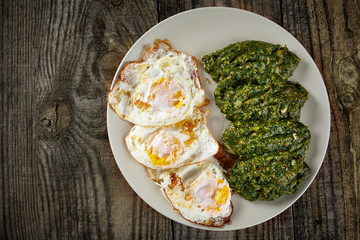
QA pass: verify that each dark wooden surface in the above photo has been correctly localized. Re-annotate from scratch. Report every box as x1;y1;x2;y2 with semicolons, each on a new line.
1;0;359;239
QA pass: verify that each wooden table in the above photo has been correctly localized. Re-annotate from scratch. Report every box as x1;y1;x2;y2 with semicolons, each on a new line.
1;0;359;239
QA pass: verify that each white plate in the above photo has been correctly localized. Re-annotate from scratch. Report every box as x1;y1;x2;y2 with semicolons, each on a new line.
107;7;330;230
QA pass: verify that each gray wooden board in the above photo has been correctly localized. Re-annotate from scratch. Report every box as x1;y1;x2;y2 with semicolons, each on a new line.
1;0;359;239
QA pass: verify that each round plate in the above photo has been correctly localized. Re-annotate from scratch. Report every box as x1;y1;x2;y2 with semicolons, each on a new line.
107;7;330;230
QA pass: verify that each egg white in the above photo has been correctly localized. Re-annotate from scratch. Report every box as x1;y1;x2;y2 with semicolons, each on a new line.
108;39;207;126
125;109;218;170
147;157;233;227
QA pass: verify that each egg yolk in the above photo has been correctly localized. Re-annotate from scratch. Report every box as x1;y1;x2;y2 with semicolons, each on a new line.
191;175;229;212
148;77;186;112
214;184;230;206
146;130;184;167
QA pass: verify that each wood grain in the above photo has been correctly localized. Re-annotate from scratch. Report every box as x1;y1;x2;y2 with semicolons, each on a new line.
281;1;360;239
1;0;359;239
1;0;170;239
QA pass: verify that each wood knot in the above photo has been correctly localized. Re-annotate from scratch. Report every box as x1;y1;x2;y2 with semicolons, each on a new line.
314;219;322;225
39;101;71;139
99;51;124;90
339;57;359;85
340;93;355;109
111;0;123;6
88;212;97;224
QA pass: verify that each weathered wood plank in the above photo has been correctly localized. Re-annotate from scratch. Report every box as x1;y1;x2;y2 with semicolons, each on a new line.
1;1;43;238
1;0;359;239
282;0;360;239
1;0;172;239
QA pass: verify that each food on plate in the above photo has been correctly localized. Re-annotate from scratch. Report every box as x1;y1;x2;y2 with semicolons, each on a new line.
125;109;218;170
227;152;311;201
222;120;311;160
108;39;232;227
108;39;208;126
201;40;311;201
147;157;233;227
214;78;308;122
201;40;300;84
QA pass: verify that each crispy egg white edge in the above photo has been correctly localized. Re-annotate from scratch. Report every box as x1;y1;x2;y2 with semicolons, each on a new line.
147;157;233;227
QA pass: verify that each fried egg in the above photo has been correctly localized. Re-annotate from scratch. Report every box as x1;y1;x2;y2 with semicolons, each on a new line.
108;39;208;126
125;109;218;170
148;157;233;227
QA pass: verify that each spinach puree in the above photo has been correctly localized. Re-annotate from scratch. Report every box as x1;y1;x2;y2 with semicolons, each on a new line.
214;78;308;121
227;152;311;201
201;40;300;84
223;120;311;160
202;40;311;202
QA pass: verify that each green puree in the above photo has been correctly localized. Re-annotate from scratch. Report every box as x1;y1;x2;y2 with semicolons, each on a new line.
202;40;311;201
214;77;308;122
201;40;300;84
228;152;311;201
223;120;311;161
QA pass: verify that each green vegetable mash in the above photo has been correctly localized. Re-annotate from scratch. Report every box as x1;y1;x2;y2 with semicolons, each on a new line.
201;40;300;84
227;152;311;201
214;78;308;121
223;120;311;160
201;40;311;201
